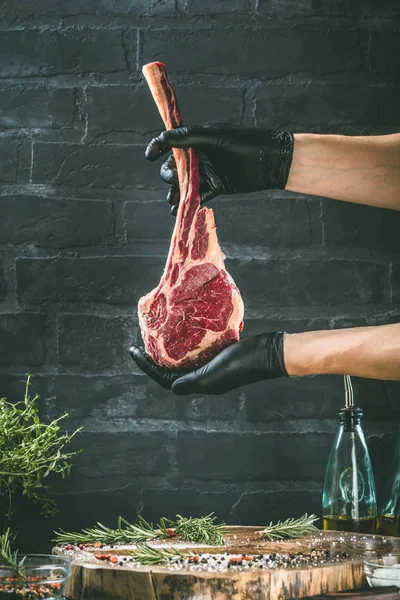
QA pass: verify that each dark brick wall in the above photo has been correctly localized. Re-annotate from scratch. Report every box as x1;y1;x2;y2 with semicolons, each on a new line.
0;0;400;552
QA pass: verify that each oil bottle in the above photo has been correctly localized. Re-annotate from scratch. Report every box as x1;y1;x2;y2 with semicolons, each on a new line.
322;376;377;534
377;430;400;537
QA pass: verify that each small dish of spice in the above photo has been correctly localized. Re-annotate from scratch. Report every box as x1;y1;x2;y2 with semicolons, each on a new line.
364;553;400;588
0;554;72;599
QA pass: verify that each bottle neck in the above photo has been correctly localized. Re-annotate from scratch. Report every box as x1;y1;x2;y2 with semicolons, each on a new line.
338;407;363;432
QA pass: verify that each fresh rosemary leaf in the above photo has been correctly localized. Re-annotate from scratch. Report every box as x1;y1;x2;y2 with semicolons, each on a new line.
0;529;25;576
132;544;185;566
164;513;226;545
258;514;319;541
53;516;164;545
54;512;225;546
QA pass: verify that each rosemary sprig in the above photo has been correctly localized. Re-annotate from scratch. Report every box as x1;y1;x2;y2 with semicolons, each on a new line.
258;514;319;541
161;513;225;545
54;513;225;546
53;515;167;545
0;529;25;576
131;544;185;566
0;375;83;517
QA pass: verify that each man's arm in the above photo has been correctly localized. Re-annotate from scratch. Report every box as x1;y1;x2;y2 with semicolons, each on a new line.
286;133;400;210
284;324;400;380
131;325;400;395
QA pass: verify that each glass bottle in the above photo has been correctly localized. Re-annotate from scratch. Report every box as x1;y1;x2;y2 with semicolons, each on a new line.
377;429;400;537
322;376;377;534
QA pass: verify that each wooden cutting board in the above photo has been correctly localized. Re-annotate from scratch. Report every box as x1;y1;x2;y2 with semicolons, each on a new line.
53;527;400;600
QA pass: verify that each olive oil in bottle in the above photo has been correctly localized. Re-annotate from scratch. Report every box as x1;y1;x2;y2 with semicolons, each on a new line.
323;515;376;534
376;514;400;537
322;376;377;534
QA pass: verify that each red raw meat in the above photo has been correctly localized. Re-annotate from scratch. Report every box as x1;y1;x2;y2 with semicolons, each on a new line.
138;62;244;371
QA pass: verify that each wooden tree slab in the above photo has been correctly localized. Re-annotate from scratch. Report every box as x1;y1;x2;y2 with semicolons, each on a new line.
54;527;400;600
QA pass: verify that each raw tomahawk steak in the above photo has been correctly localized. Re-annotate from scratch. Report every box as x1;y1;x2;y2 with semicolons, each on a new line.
138;62;244;371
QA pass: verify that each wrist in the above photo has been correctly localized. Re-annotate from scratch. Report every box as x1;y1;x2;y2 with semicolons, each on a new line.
283;333;304;376
283;331;331;377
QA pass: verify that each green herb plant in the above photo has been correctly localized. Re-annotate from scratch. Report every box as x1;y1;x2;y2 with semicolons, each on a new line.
54;512;226;546
54;515;164;545
0;375;83;517
0;528;25;576
131;544;186;566
160;513;225;545
258;514;319;541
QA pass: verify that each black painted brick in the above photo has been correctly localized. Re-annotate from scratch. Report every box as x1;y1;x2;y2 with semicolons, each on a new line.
184;0;250;14
369;31;400;74
141;489;236;524
392;264;400;302
0;257;5;301
257;0;400;18
85;85;243;140
242;316;332;337
124;195;322;248
123;200;179;243
64;432;169;492
46;375;143;421
142;0;177;16
16;256;165;308
215;195;322;247
45;374;241;424
57;314;136;371
31;143;155;188
350;378;400;422
54;486;142;533
0;314;45;365
231;490;322;525
177;431;332;481
0;195;114;247
144;378;242;422
0;86;75;131
244;375;343;422
141;27;362;77
228;257;387;308
254;83;400;132
0;29;127;77
0;0;176;23
0;141;18;182
244;372;400;424
323;200;400;255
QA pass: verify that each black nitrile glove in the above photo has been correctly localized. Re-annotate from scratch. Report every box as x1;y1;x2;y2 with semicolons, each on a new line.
145;124;294;215
130;332;288;395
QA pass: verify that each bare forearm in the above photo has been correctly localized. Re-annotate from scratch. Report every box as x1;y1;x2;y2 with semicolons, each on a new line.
284;324;400;380
286;133;400;210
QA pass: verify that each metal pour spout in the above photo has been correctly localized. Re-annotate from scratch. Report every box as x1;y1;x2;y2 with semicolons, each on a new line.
344;375;354;408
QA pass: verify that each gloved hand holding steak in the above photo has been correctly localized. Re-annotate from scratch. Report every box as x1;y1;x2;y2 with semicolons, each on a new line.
136;62;245;372
146;123;294;215
131;66;400;392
